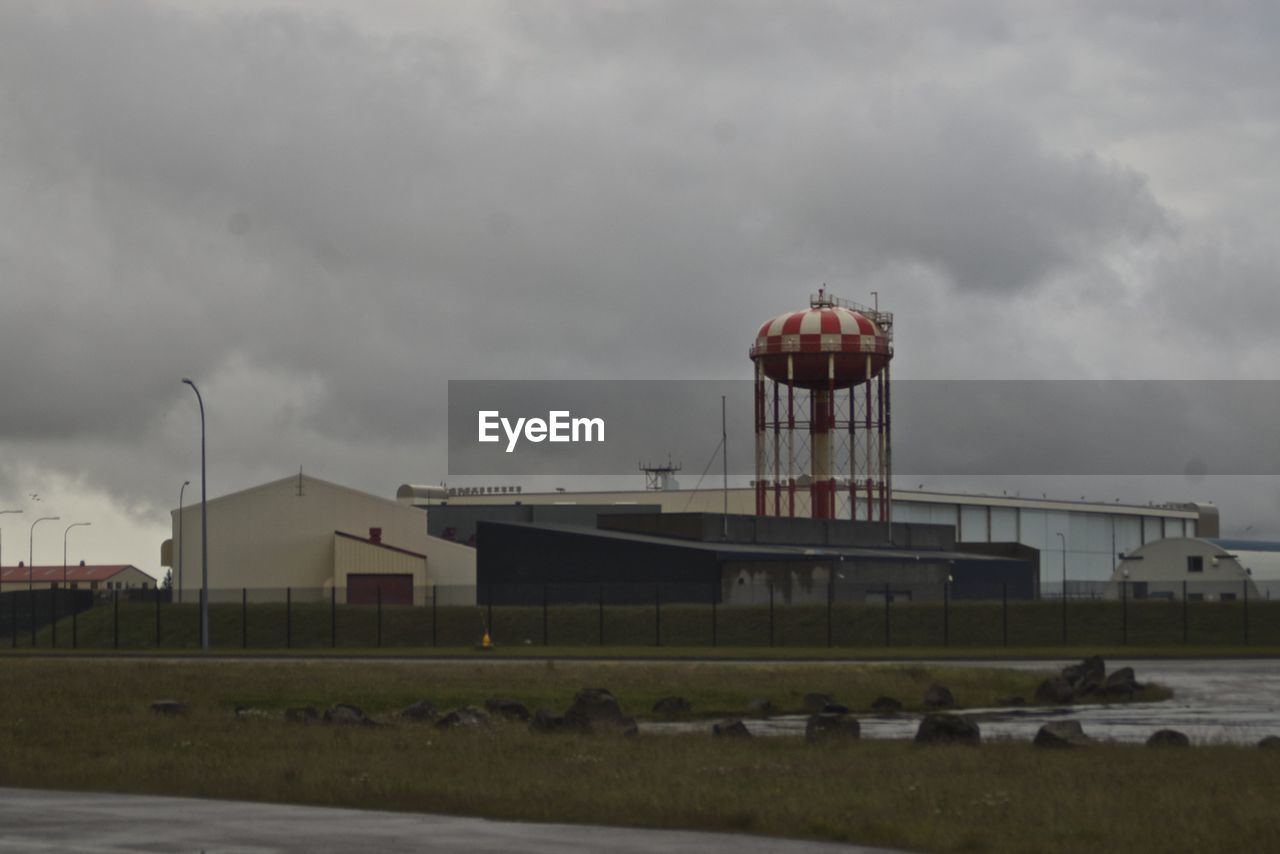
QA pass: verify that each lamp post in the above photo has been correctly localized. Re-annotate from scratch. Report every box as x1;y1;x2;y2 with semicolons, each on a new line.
1056;531;1067;645
0;509;23;593
63;522;91;587
182;378;209;651
178;480;189;604
30;516;60;591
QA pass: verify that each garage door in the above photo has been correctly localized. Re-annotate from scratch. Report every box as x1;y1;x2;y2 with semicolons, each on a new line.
347;574;413;605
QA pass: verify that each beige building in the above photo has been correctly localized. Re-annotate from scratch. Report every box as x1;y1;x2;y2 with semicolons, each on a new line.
1107;537;1275;601
162;474;475;604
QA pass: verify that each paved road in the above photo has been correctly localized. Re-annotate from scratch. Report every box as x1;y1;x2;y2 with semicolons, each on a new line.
0;788;900;854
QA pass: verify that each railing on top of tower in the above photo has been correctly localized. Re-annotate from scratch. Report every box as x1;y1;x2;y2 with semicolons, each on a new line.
810;288;893;339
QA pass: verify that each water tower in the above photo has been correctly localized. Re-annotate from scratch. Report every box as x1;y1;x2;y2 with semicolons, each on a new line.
749;289;894;520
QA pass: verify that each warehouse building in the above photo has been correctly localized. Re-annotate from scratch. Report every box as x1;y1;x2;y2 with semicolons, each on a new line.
0;563;155;594
160;474;474;605
1107;537;1280;601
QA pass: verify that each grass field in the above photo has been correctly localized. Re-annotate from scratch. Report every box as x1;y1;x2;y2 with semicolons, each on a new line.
2;658;1268;854
4;594;1278;652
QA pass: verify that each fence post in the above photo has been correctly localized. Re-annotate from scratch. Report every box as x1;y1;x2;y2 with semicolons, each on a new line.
1243;579;1250;645
486;586;493;643
542;584;548;647
768;582;775;647
1061;581;1068;646
431;585;437;648
826;580;833;648
1182;580;1189;645
72;592;78;649
598;584;604;646
286;587;292;649
880;581;890;647
655;584;661;647
711;583;717;647
155;586;161;648
1122;581;1128;646
377;586;383;648
1001;582;1008;647
943;579;950;647
331;584;337;648
52;589;58;648
113;589;119;649
30;588;37;648
11;593;16;648
242;588;247;649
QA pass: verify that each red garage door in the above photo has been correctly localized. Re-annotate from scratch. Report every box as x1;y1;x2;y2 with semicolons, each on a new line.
347;574;413;605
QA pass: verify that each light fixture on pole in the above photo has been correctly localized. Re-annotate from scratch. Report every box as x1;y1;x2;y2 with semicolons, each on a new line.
182;378;209;651
178;480;190;604
0;509;24;592
63;522;91;589
30;516;60;591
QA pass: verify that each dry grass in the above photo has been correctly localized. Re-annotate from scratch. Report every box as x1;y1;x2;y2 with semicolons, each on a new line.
1;659;1257;854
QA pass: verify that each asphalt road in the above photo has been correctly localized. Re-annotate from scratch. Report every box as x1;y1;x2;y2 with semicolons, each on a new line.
0;788;900;854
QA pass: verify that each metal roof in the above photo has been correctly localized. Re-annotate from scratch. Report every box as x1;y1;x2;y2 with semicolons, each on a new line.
0;565;144;583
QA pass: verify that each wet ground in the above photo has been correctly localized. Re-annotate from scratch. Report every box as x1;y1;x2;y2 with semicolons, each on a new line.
642;658;1280;744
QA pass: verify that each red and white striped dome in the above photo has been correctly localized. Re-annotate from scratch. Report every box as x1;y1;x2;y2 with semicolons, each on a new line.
750;299;891;388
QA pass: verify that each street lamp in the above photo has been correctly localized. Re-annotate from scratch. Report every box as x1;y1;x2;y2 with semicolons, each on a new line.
30;516;60;591
178;480;190;604
182;378;209;651
0;509;23;593
1056;531;1067;645
63;522;91;587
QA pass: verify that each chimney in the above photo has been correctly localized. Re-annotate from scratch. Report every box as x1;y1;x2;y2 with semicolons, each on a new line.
80;560;86;566
369;527;382;544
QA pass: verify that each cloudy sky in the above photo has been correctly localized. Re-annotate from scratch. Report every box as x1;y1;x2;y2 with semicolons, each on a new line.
2;1;1278;576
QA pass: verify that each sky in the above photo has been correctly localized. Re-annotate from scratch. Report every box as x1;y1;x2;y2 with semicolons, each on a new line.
2;1;1279;577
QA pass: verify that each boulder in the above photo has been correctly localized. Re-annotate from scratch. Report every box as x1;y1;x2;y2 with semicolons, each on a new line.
803;692;837;713
712;720;751;738
805;714;860;742
530;708;567;733
1034;676;1075;705
652;696;692;718
435;705;491;729
1146;729;1191;748
563;688;637;735
285;706;319;723
150;700;189;717
323;704;372;726
1104;668;1139;699
1062;655;1106;688
870;696;903;714
484;698;531;722
923;684;955;709
1033;720;1092;748
914;714;981;745
1071;676;1104;699
996;696;1026;707
745;698;776;717
399;700;438;721
1258;736;1280;749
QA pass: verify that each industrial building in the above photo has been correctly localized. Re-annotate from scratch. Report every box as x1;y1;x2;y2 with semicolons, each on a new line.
1108;537;1280;601
0;564;154;594
160;473;474;604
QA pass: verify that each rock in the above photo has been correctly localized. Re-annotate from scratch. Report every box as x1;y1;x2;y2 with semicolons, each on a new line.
1146;729;1191;748
563;688;637;735
803;692;836;713
1258;736;1280;749
996;696;1026;707
150;700;189;716
1034;676;1075;705
285;706;319;723
1104;668;1139;698
530;708;567;733
399;700;438;721
914;714;981;745
652;696;692;718
746;698;776;717
1033;720;1092;748
1062;655;1106;688
234;706;269;720
870;696;903;714
1072;676;1104;699
923;684;955;709
323;704;371;726
435;705;491;729
805;714;860;742
484;698;530;722
713;720;751;738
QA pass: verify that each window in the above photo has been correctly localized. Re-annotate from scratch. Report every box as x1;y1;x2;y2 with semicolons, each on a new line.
1220;592;1237;602
1187;556;1204;573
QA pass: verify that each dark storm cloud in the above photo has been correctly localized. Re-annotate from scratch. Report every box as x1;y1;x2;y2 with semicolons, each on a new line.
0;1;1277;568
